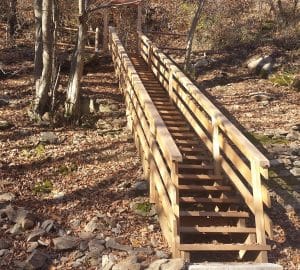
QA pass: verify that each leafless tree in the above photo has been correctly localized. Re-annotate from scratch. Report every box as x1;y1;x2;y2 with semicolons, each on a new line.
184;0;206;72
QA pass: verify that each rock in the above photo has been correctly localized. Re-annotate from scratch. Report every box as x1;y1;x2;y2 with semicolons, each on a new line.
24;250;48;270
293;161;300;167
79;240;89;251
0;120;13;130
247;55;274;75
0;204;15;220
40;132;58;144
132;180;149;194
27;242;39;253
292;76;300;91
106;238;133;252
0;239;12;249
0;249;9;257
161;258;185;270
52;191;65;200
102;254;117;270
84;217;99;232
147;259;169;270
112;256;141;270
41;219;54;233
155;250;169;259
0;99;9;107
21;218;35;231
78;231;95;239
290;168;300;177
286;131;300;141
0;193;15;202
291;124;300;132
88;239;105;254
250;92;275;102
133;246;153;255
27;229;45;242
8;223;23;235
53;236;79;250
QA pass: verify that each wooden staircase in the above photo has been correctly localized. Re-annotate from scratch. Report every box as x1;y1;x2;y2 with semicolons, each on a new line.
130;55;270;262
109;27;273;263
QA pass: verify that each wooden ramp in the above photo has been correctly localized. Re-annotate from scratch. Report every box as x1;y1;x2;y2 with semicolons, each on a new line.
109;27;273;263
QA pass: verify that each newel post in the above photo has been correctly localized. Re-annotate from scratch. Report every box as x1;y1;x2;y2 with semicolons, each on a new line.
103;12;109;52
212;116;221;175
251;160;268;262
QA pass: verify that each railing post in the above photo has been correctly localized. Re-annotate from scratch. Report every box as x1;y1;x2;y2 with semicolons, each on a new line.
95;27;99;53
212;116;221;175
251;160;268;262
168;64;174;99
148;42;153;69
170;161;182;259
103;12;109;52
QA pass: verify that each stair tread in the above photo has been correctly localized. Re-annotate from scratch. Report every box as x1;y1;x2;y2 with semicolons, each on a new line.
179;164;214;170
179;174;223;180
180;197;240;203
180;226;256;234
178;185;231;191
180;211;249;217
179;244;271;251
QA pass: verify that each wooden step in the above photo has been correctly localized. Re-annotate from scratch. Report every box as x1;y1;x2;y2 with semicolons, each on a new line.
163;120;186;125
179;147;206;153
178;185;231;192
178;174;223;180
172;133;196;138
179;164;214;170
183;155;212;161
169;126;191;132
176;139;200;145
179;244;270;251
179;197;240;204
180;211;250;218
180;226;256;234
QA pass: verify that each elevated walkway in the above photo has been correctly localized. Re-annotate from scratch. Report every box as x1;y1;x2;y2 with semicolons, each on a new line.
109;27;274;263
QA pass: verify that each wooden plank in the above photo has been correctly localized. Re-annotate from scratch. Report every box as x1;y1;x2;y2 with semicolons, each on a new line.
180;226;256;234
180;197;240;204
218;134;270;207
179;244;270;251
178;174;223;180
180;211;250;218
179;164;213;170
178;185;231;191
251;161;268;263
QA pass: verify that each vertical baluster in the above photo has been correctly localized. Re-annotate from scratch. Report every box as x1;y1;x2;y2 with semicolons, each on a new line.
212;116;221;175
251;160;268;262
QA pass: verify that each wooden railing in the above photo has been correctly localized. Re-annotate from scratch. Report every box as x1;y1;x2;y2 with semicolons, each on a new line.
137;32;273;246
109;27;183;256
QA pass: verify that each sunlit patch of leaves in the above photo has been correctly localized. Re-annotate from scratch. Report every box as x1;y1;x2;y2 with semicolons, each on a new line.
58;163;78;175
33;179;53;195
135;202;152;213
35;143;46;158
269;72;295;87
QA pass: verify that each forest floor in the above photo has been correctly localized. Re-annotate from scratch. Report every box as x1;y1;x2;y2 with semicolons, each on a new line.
0;31;300;269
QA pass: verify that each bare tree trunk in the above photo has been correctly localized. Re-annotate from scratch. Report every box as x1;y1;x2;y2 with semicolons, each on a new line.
34;0;43;90
7;0;17;45
34;0;54;116
184;0;205;72
65;0;88;120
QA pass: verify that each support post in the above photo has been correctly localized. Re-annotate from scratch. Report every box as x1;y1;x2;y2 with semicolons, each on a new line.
170;161;181;258
95;27;99;53
103;12;109;52
147;42;153;69
251;160;268;263
212;116;221;175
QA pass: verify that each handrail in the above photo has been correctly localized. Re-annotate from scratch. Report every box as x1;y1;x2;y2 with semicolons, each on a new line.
139;33;270;168
109;27;183;168
138;31;272;239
